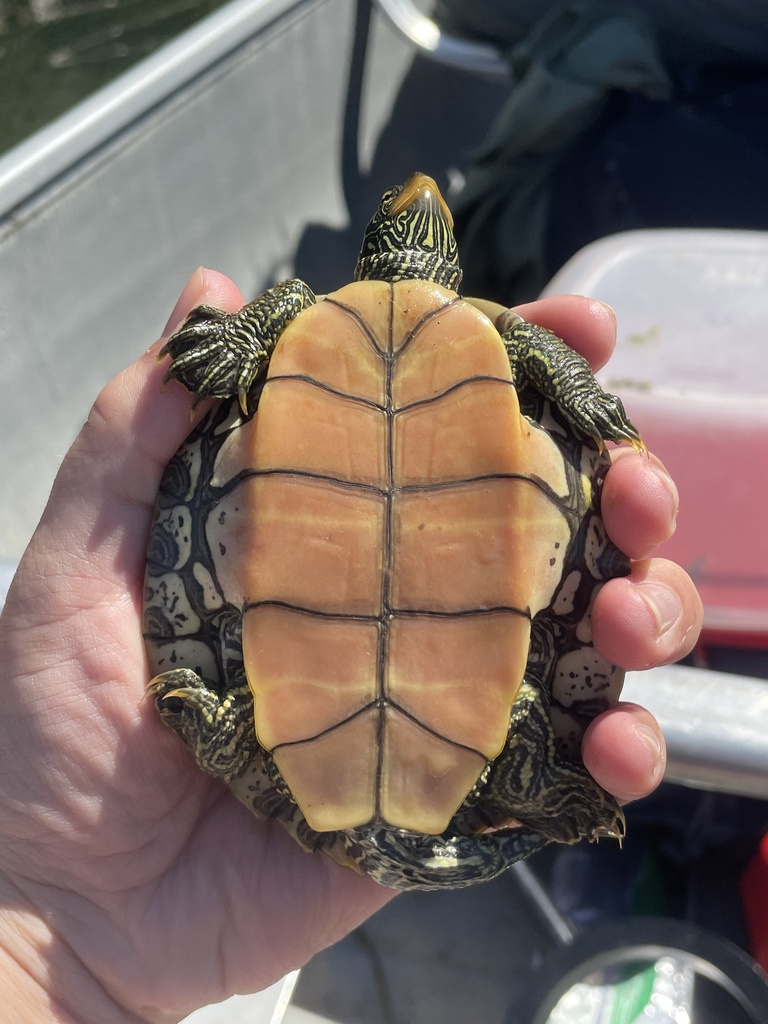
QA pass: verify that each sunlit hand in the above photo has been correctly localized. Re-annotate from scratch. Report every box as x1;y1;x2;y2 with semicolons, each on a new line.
0;272;702;1023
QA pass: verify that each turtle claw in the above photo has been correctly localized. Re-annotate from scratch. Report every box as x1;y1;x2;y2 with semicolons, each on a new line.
157;686;198;703
147;669;258;779
158;305;266;408
627;431;648;456
595;400;646;454
587;810;626;846
575;390;645;454
609;421;647;455
591;431;646;456
157;280;316;411
614;433;648;456
146;669;205;706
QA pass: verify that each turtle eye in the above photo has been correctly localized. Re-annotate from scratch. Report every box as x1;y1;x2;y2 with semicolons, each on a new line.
379;185;403;215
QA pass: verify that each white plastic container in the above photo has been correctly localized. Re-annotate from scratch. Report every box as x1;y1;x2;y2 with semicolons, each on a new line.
544;229;768;644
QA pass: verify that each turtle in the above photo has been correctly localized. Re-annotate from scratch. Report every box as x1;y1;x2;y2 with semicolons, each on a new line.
143;172;644;891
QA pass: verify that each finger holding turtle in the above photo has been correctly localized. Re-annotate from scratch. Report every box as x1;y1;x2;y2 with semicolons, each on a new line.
508;296;702;804
512;293;703;662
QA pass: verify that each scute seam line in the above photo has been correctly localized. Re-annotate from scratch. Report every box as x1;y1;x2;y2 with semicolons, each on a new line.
208;466;577;519
391;294;463;359
271;696;490;764
241;599;531;621
263;372;385;411
322;296;390;357
395;373;513;413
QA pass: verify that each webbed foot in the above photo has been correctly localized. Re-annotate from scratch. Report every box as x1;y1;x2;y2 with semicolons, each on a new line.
500;316;645;452
160;278;316;414
467;680;626;847
148;668;257;779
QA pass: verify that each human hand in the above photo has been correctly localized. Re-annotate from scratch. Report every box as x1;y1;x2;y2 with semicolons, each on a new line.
513;295;702;803
0;273;702;1023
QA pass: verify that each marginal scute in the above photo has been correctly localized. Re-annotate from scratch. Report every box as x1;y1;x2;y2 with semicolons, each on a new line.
145;636;218;683
548;705;583;760
191;562;224;611
150;505;193;569
159;438;202;502
553;647;621;709
584;514;613;579
551;570;581;617
147;506;193;571
574;609;594;645
143;571;201;636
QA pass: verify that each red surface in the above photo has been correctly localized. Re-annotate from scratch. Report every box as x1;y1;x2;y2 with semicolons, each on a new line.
621;396;768;647
742;834;768;971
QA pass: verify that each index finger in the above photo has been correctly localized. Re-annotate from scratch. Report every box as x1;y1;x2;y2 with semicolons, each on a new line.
513;294;618;371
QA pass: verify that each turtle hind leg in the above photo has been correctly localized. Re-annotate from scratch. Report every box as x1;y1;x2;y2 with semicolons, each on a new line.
473;680;625;846
149;668;367;873
498;312;644;452
160;278;316;414
148;667;257;779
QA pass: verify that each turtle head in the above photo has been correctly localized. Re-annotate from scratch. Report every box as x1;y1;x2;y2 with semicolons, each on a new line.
355;172;462;291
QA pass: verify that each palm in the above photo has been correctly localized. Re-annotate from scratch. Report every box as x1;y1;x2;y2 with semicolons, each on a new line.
0;357;389;1021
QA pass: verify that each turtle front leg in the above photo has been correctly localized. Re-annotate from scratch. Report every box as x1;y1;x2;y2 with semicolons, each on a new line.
148;668;258;779
161;278;316;415
498;311;644;451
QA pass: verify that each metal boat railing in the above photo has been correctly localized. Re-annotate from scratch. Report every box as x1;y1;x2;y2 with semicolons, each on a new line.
371;0;509;77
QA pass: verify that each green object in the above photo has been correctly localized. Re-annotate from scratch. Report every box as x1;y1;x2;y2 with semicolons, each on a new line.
0;0;230;155
609;966;657;1023
452;3;670;302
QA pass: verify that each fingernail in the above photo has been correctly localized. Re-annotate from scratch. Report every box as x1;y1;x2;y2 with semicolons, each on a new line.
635;722;663;759
649;463;679;531
588;298;617;328
634;723;666;784
635;581;682;635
